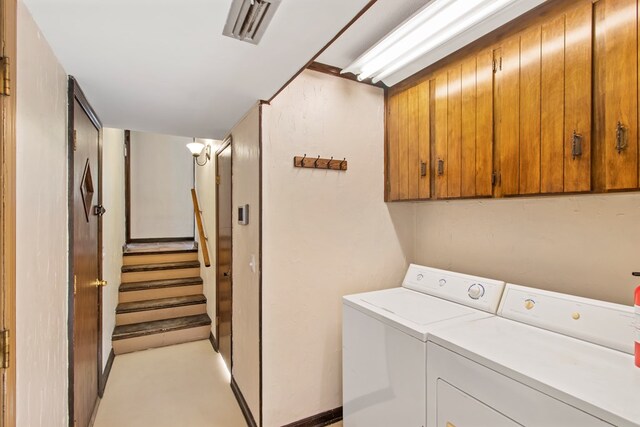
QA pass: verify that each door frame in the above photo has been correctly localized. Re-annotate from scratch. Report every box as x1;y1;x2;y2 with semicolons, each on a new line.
0;0;17;425
67;76;104;427
215;137;232;367
123;129;196;244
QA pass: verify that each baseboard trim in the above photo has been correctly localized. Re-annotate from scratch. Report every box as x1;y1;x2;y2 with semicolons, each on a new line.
230;376;258;427
98;349;115;397
209;332;219;352
282;407;343;427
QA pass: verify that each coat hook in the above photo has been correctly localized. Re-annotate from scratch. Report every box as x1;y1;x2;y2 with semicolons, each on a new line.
314;155;321;168
328;157;333;169
300;154;306;167
340;158;346;170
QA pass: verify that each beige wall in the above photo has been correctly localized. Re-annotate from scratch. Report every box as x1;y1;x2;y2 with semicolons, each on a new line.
102;128;126;367
413;193;640;306
129;131;194;239
261;70;415;426
231;105;262;422
194;138;223;334
16;2;69;425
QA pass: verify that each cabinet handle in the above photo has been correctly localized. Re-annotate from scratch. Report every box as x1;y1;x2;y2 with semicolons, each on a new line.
437;159;445;176
571;130;583;160
616;121;628;154
420;161;427;177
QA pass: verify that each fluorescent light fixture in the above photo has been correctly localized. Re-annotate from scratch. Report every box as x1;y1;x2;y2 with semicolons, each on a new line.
186;142;205;157
343;0;523;84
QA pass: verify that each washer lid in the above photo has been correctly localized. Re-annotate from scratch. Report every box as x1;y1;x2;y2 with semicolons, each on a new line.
361;288;477;325
344;287;489;341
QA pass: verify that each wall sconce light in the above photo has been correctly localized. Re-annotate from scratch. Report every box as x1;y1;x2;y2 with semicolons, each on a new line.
186;139;211;166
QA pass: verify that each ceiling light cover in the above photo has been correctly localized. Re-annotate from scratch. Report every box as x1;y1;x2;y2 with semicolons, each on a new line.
343;0;548;85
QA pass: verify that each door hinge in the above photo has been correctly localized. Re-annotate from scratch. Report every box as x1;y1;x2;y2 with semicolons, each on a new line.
0;56;10;96
74;275;77;296
491;171;501;186
0;330;10;369
216;316;220;326
216;175;221;185
73;130;78;151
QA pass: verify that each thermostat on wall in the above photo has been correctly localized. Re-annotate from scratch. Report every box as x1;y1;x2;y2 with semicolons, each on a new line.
238;204;249;225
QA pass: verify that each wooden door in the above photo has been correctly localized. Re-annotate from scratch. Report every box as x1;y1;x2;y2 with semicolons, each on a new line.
72;91;102;427
594;0;639;190
0;1;16;426
216;142;233;370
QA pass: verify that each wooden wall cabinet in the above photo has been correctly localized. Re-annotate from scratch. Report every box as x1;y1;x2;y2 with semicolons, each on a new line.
385;0;640;202
494;1;593;196
594;0;639;191
387;81;430;201
433;50;494;199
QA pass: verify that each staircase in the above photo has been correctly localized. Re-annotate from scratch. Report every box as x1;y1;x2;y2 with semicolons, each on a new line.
112;246;212;355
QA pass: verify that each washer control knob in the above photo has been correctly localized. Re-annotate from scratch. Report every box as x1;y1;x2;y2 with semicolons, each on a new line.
438;279;446;287
468;283;485;300
524;299;535;310
416;274;424;281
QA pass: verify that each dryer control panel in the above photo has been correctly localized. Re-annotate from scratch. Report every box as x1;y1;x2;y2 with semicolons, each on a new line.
498;284;636;355
402;264;505;314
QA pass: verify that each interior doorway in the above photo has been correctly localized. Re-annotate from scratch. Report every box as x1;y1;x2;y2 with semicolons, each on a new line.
216;139;232;370
68;77;104;427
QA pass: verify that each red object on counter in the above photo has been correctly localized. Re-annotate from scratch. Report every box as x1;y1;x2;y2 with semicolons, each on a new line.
635;286;640;368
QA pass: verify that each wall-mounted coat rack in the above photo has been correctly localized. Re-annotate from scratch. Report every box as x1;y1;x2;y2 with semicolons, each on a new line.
294;155;348;171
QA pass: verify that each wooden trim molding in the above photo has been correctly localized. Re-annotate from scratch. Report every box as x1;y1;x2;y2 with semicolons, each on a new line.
124;130;131;242
98;349;115;397
268;0;379;103
208;332;219;352
0;0;17;425
230;376;258;427
282;407;343;427
307;62;385;88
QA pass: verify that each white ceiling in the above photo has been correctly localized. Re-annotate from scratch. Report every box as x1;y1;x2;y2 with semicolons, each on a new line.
23;0;371;139
317;0;429;70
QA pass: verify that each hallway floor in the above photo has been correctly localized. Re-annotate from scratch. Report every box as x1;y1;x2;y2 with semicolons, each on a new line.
94;340;245;427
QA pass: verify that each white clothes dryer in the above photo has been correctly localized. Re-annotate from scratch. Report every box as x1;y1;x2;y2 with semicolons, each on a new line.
342;264;505;427
426;284;640;427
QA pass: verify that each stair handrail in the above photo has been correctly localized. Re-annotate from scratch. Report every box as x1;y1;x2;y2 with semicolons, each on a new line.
191;188;211;267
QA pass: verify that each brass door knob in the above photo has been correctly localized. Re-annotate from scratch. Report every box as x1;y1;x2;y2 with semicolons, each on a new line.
93;279;108;287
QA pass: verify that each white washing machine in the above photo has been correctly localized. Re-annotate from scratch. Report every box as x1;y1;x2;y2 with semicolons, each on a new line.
427;283;640;427
342;264;506;427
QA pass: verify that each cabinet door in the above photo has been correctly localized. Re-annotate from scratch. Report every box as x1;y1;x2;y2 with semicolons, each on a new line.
496;1;593;196
596;0;639;190
387;84;431;201
434;54;494;199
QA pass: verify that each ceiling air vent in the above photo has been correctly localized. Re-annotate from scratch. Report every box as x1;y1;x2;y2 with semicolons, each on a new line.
223;0;281;45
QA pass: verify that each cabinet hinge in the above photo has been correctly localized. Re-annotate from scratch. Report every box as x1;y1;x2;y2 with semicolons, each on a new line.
0;56;10;96
0;330;10;369
493;56;503;73
216;175;221;185
491;171;501;186
73;130;78;151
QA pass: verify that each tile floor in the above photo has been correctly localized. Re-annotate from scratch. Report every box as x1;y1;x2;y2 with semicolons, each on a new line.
94;339;345;427
93;340;245;427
